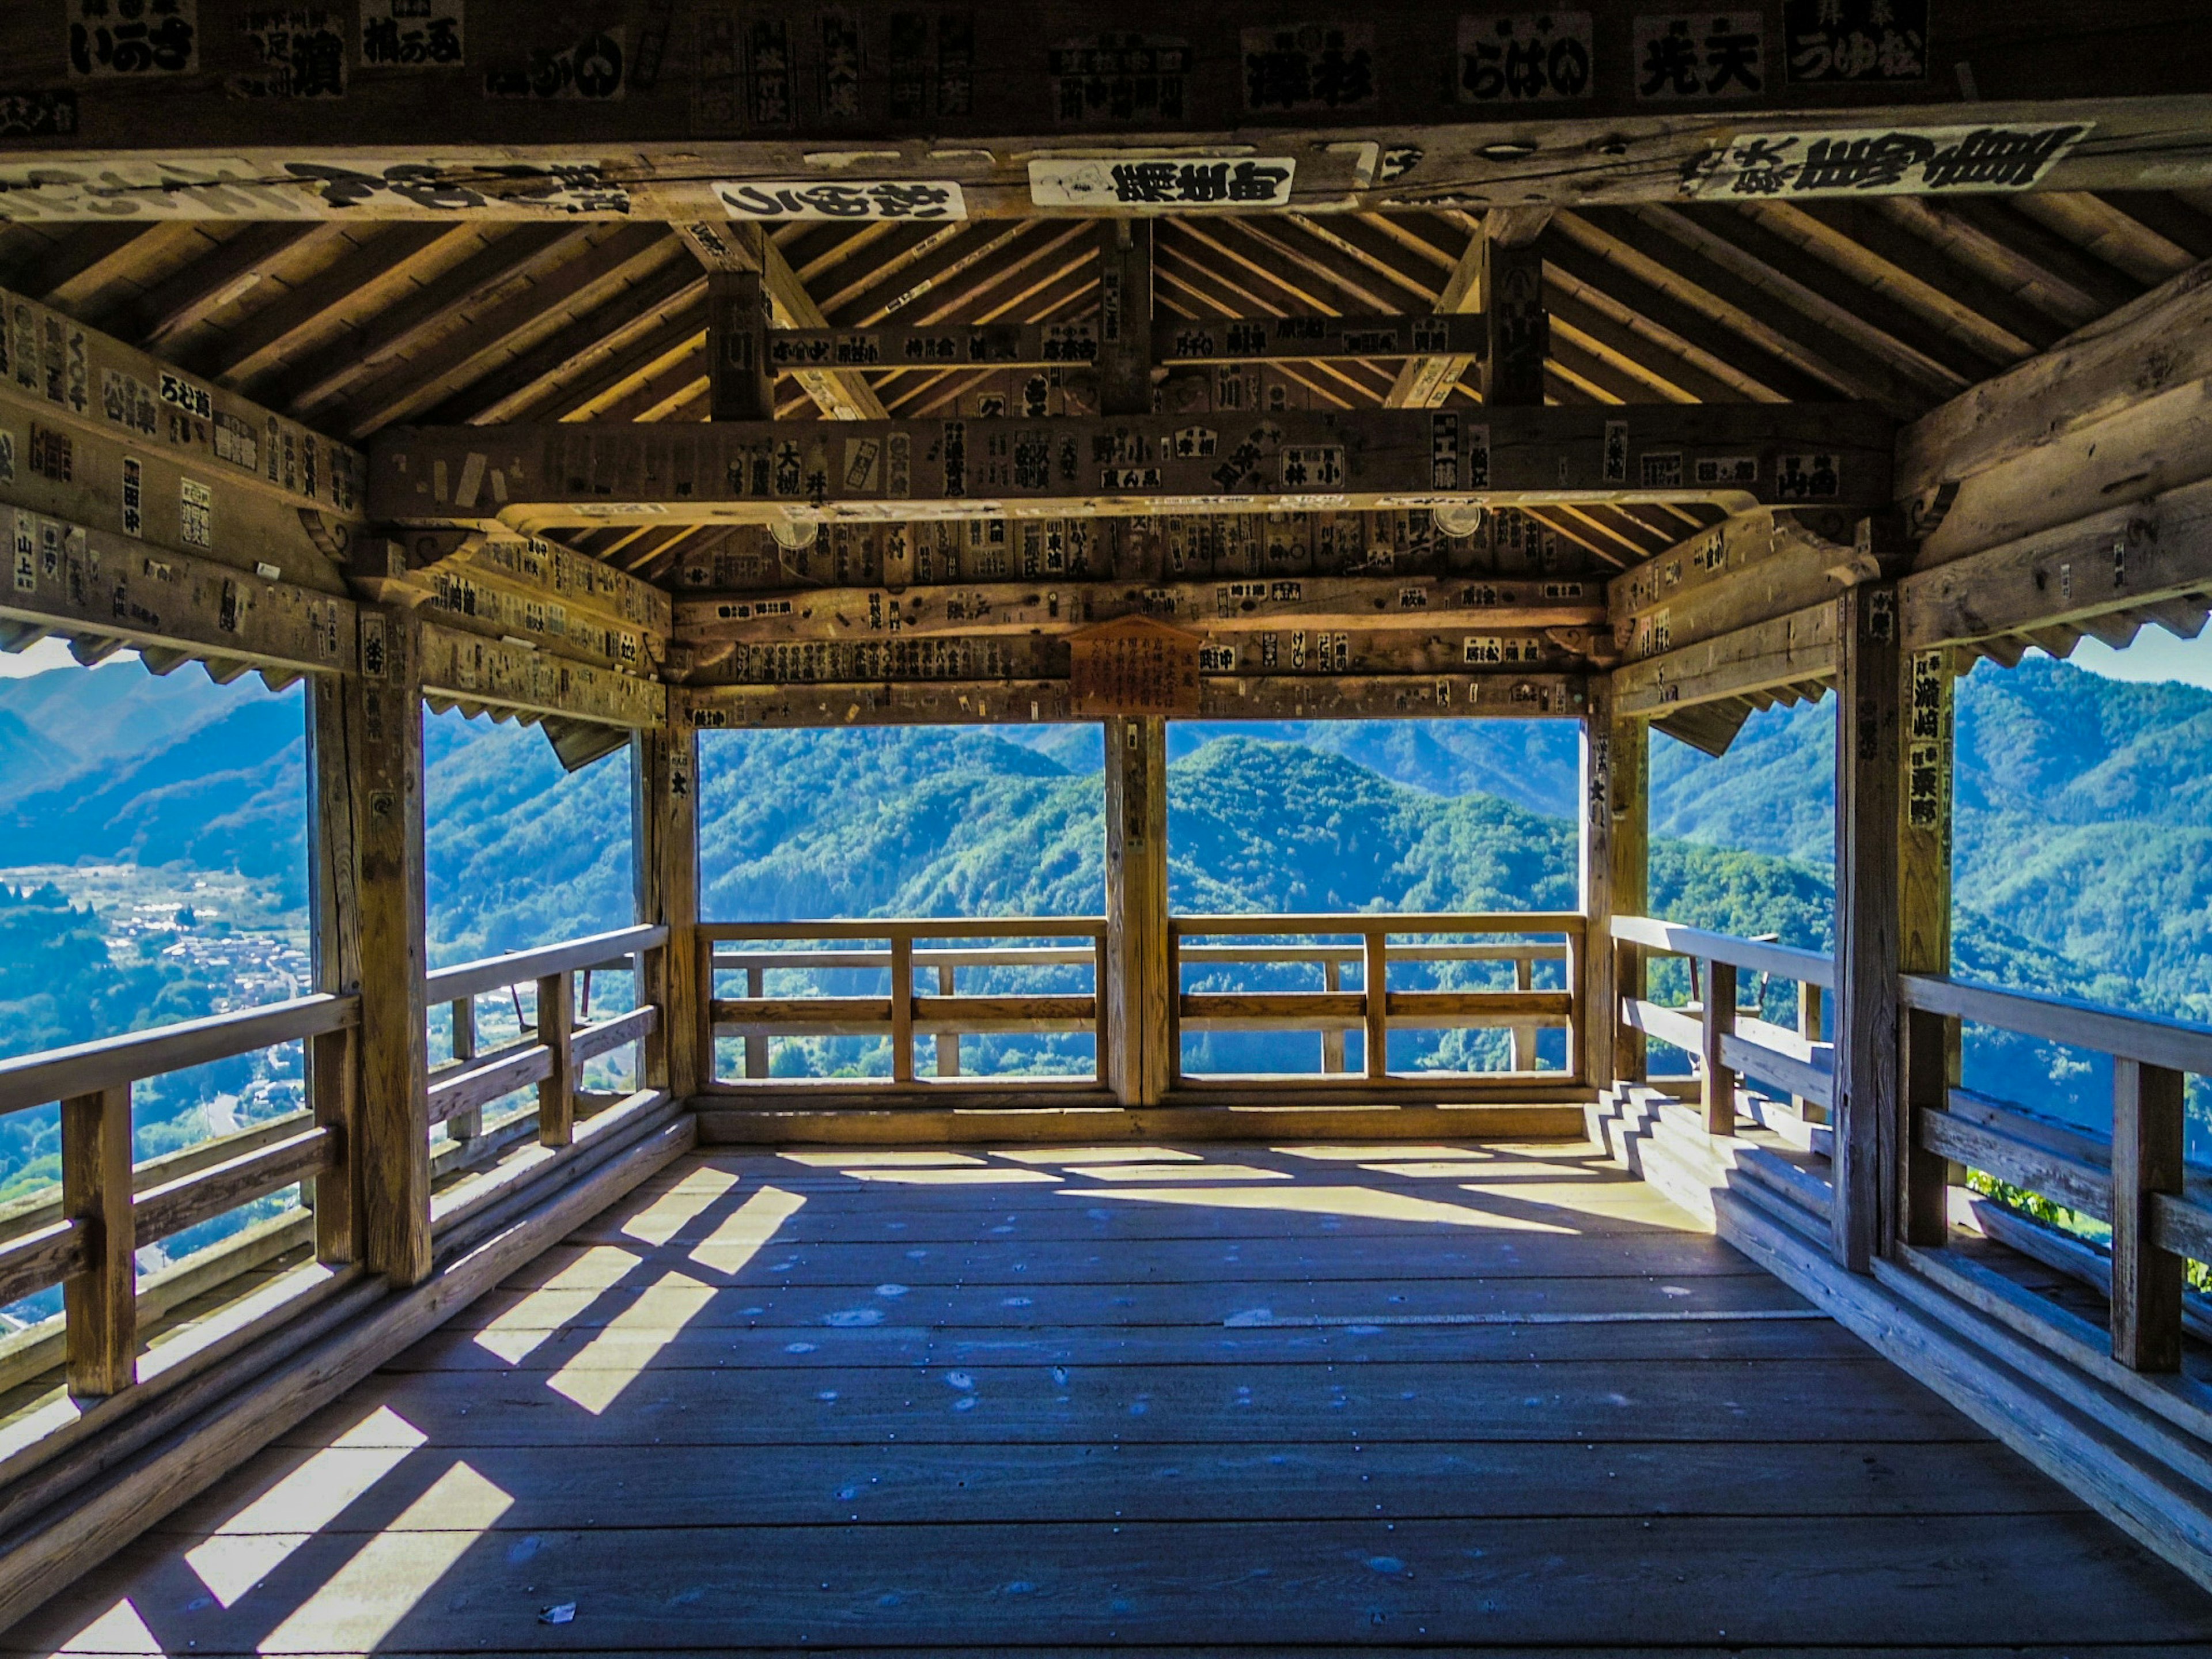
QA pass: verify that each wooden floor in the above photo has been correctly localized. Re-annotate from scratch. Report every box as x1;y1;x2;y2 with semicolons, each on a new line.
9;1138;2212;1656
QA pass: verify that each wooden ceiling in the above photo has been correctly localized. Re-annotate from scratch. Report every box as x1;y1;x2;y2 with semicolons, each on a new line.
5;186;2207;587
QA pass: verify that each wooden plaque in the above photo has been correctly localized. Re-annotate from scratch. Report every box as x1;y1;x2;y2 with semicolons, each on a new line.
1068;615;1204;717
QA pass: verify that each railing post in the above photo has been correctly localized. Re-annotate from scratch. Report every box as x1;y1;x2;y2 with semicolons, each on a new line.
1832;580;1902;1275
62;1084;135;1397
744;965;769;1078
537;971;574;1147
1900;1004;1951;1248
1512;953;1538;1073
1608;702;1649;1086
446;996;479;1145
1702;958;1737;1135
890;931;916;1084
309;602;430;1287
1104;717;1171;1105
2113;1058;2186;1372
1363;927;1389;1081
306;1022;358;1263
1794;980;1825;1123
632;722;701;1100
1321;957;1346;1074
935;963;960;1077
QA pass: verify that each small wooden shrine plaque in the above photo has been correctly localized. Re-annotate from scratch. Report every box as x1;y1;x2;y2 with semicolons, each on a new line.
1068;614;1205;717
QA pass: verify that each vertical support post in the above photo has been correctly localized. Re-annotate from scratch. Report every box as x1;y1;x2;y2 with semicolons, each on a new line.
1363;927;1389;1081
2113;1058;2186;1372
310;605;429;1287
537;971;574;1147
1512;955;1538;1073
935;963;960;1077
1321;957;1345;1074
1097;219;1153;416
1898;639;1956;1249
62;1084;135;1397
1832;581;1902;1274
1104;716;1171;1105
706;237;774;421
1480;233;1548;407
1580;679;1618;1088
1702;960;1738;1135
890;931;915;1084
744;966;769;1079
1608;702;1649;1086
632;722;701;1100
1794;980;1825;1123
446;997;479;1144
304;1022;356;1261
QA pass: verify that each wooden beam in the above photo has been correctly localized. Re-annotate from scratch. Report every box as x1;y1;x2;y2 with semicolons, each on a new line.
1612;601;1838;718
1482;218;1551;407
1897;257;2212;506
2;513;353;677
1610;508;1863;663
1608;706;1650;1086
707;268;774;422
1580;676;1616;1089
1832;583;1900;1275
1097;221;1153;418
370;405;1895;531
1896;637;1956;1257
311;608;430;1287
0;283;366;526
1387;221;1483;409
417;621;668;730
1104;716;1171;1105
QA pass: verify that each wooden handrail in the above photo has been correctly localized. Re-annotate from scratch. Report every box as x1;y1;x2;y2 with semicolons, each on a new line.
0;994;359;1118
702;918;1107;940
426;924;668;1003
1900;973;2212;1077
1611;915;1835;988
1173;910;1585;935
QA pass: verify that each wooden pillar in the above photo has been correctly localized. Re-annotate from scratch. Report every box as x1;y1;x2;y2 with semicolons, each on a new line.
632;722;702;1100
1104;716;1170;1104
1321;958;1346;1074
1897;641;1956;1251
889;933;916;1084
1362;927;1390;1081
2113;1058;2186;1371
1580;680;1623;1089
1096;220;1153;417
62;1084;134;1397
1702;960;1738;1136
309;607;429;1287
706;224;773;422
1480;234;1548;407
1605;697;1649;1086
935;964;960;1077
1794;981;1826;1122
1832;582;1908;1274
445;998;478;1145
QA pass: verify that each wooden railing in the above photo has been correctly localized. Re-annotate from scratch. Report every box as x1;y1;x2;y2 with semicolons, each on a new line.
0;923;666;1404
1173;912;1582;1082
427;925;665;1159
1613;915;1834;1134
0;994;358;1398
703;919;1108;1088
1898;973;2211;1374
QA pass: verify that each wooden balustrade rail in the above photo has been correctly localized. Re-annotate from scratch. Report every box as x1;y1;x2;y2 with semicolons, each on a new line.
704;919;1111;1089
0;926;669;1403
1172;913;1585;1082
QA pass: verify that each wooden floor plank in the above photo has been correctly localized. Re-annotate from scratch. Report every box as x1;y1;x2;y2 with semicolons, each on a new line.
18;1514;2212;1652
10;1145;2207;1657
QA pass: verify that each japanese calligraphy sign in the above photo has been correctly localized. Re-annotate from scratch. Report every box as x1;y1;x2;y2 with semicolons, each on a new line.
69;0;197;76
0;93;77;138
1634;12;1766;100
1028;158;1296;211
483;30;626;100
1048;34;1190;125
1240;24;1375;113
0;156;628;222
359;0;462;69
715;180;968;222
1681;123;2092;199
1906;647;1949;832
1457;13;1593;103
235;9;348;99
1069;615;1203;717
1785;0;1926;84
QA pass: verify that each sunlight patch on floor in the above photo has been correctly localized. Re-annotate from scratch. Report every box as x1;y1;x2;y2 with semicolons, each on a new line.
1069;1185;1576;1231
690;1184;808;1275
780;1150;986;1167
619;1167;739;1245
1070;1162;1291;1183
1359;1159;1609;1180
843;1168;1062;1185
182;1410;427;1608
1458;1180;1705;1231
256;1461;513;1655
52;1595;165;1655
470;1245;649;1365
1272;1145;1497;1162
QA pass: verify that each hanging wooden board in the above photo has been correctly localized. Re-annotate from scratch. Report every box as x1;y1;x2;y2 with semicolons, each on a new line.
1068;615;1203;717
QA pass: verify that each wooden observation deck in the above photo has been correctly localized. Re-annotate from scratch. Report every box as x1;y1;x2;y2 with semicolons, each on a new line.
1;2;2211;1646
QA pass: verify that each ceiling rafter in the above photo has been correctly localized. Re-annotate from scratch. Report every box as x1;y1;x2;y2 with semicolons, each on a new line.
198;222;471;384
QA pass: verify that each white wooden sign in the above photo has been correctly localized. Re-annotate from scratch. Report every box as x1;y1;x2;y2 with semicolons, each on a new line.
1680;122;2092;199
714;180;968;221
1028;157;1296;210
